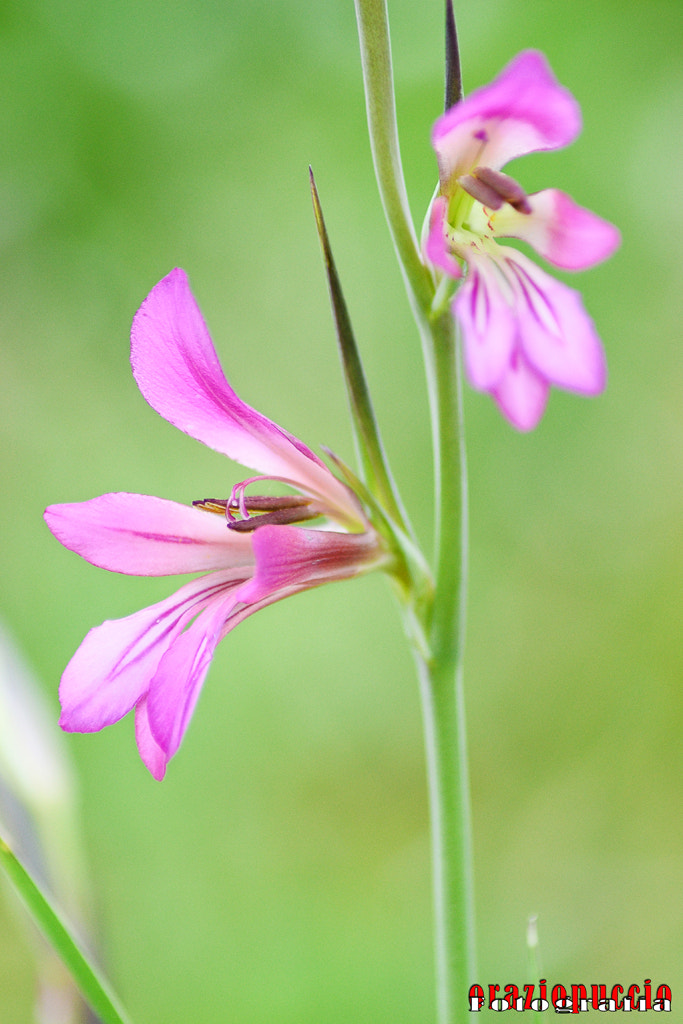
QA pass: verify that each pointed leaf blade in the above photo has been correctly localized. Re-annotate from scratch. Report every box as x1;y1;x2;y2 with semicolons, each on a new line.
310;168;409;532
445;0;463;110
0;832;136;1024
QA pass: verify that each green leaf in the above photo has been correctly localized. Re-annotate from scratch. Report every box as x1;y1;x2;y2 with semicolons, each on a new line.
0;831;136;1024
310;168;410;535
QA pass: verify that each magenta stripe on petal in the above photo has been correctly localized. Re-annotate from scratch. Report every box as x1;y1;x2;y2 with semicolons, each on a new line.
506;252;607;394
242;524;385;606
59;570;248;733
146;587;243;760
45;493;255;576
454;263;516;390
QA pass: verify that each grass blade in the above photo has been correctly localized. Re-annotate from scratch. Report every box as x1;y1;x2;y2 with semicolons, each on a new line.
0;831;135;1024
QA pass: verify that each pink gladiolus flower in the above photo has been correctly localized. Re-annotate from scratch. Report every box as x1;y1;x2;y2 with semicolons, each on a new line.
45;269;387;780
426;50;620;430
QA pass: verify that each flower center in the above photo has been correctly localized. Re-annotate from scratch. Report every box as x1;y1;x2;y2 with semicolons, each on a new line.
193;491;321;532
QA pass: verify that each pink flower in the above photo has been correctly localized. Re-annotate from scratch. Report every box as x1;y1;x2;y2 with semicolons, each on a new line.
425;50;620;430
45;269;386;780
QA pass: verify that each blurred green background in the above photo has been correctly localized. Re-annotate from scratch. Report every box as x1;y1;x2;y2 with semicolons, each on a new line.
1;0;681;1019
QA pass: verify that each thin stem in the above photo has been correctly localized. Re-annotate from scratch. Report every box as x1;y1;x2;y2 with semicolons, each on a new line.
419;314;474;1024
416;650;474;1024
353;0;433;314
395;230;475;1024
430;314;468;667
353;2;474;1018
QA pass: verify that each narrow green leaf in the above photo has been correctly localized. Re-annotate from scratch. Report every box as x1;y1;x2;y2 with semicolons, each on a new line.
444;0;464;111
0;831;136;1024
309;168;410;535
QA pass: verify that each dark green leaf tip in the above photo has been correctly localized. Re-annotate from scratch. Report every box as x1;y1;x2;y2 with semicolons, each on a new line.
445;0;463;110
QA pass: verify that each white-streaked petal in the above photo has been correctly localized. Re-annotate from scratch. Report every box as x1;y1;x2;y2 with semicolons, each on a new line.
45;493;254;576
491;189;621;270
506;252;607;394
453;262;516;390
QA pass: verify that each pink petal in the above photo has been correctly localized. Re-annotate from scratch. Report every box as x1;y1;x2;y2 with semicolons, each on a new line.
506;252;607;394
433;51;581;187
131;269;359;521
453;262;516;390
104;526;384;774
492;351;550;431
59;570;247;733
45;493;254;576
491;189;621;270
425;197;463;279
143;525;383;765
134;696;168;780
242;524;385;605
146;586;242;762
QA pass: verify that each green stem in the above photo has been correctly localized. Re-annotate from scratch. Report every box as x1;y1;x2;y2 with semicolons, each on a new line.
353;0;433;314
353;3;474;1018
419;314;475;1024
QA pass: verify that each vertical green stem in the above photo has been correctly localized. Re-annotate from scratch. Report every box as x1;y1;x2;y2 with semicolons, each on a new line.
419;313;475;1024
353;2;474;1018
353;0;433;314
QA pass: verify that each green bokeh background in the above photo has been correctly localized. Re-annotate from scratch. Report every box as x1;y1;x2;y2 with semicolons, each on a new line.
1;0;681;1019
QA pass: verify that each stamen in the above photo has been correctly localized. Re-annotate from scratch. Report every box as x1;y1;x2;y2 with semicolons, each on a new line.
227;505;321;532
234;495;313;512
193;494;320;532
458;166;531;214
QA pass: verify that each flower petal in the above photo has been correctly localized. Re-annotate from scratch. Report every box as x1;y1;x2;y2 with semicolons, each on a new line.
242;524;385;608
145;586;242;763
425;197;463;279
453;262;516;390
134;696;168;780
491;351;550;431
45;493;254;576
152;527;383;756
432;51;581;187
506;252;607;394
491;189;621;270
131;269;359;520
58;570;246;733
